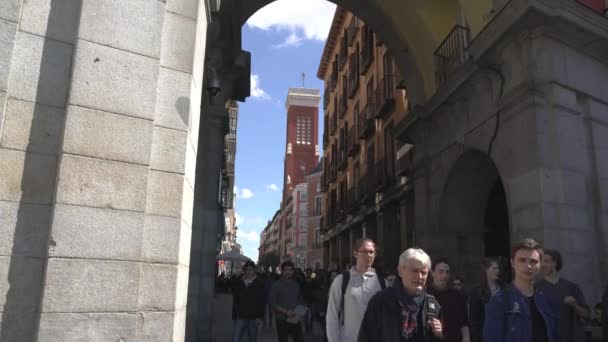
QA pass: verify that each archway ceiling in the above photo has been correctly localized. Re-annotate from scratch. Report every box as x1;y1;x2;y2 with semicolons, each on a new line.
236;0;493;101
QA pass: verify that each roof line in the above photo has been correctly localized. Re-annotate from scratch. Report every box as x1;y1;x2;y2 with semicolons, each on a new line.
316;6;347;80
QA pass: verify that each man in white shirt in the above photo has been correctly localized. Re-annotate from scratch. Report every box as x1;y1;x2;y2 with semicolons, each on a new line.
326;238;385;342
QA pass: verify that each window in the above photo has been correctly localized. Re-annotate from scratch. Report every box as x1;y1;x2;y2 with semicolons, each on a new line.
315;197;321;216
296;115;312;145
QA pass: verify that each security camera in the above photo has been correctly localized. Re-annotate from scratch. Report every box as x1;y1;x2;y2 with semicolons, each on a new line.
207;67;221;97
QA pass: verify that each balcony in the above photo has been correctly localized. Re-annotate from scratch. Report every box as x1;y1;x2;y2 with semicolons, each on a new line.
375;160;389;191
330;113;337;135
360;29;374;75
330;61;338;91
358;171;375;203
347;17;359;46
434;25;471;88
338;37;348;71
323;88;330;110
358;103;374;139
348;69;359;99
336;147;347;171
328;161;337;183
396;154;411;177
320;174;328;192
347;125;360;157
346;187;358;212
338;92;347;119
373;74;395;119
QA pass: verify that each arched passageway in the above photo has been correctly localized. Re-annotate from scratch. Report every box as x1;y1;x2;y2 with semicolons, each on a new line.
437;150;510;283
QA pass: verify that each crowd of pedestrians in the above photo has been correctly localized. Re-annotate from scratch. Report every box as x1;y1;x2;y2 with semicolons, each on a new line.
224;237;608;342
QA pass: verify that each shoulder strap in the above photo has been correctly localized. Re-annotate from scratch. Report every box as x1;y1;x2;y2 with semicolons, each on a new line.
339;271;350;325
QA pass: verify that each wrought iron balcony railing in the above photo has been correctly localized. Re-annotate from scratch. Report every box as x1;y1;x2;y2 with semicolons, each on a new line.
338;36;348;71
360;29;374;74
373;74;395;119
339;91;347;119
434;25;471;87
347;17;359;46
358;103;374;139
347;125;360;157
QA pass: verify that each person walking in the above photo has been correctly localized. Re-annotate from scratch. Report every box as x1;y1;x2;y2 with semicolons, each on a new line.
483;238;559;342
231;261;267;342
357;248;444;342
326;238;385;342
268;261;305;342
536;249;589;342
427;259;470;342
468;257;504;342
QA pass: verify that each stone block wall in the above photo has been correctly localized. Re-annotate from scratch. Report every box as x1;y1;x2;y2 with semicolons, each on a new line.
0;0;207;340
412;24;608;305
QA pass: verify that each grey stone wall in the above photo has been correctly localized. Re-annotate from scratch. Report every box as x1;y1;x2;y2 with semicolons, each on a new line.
412;24;608;304
0;0;207;340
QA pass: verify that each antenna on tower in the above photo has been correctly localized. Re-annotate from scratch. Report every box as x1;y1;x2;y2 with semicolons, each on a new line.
301;72;306;88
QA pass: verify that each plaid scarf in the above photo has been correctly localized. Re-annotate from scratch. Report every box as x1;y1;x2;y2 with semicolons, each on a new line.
399;300;419;339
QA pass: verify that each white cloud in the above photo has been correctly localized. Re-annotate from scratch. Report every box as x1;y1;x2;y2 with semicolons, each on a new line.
266;184;279;192
239;188;255;199
235;212;244;226
251;74;270;100
246;0;336;48
274;32;303;48
238;230;260;243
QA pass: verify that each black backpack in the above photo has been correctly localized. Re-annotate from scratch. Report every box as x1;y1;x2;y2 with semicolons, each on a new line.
338;270;386;325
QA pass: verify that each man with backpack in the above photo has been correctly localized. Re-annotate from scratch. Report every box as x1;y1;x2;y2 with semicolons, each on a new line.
483;238;559;342
326;238;385;342
358;248;444;341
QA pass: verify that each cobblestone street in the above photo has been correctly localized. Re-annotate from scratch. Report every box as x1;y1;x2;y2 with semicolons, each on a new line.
212;293;321;342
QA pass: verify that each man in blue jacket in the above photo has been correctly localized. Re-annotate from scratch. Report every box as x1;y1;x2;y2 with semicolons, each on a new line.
483;238;558;342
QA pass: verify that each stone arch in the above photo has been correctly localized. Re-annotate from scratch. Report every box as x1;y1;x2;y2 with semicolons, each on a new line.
234;0;445;106
435;148;511;282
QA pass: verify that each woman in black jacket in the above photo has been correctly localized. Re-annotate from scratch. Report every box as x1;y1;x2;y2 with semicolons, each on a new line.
468;258;504;342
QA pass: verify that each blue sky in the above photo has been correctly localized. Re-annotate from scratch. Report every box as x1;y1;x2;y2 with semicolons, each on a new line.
234;0;336;261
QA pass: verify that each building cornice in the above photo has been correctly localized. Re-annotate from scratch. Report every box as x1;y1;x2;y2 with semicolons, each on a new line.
316;6;347;80
285;87;321;109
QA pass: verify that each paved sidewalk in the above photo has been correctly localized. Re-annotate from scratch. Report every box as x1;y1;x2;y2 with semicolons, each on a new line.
212;293;321;342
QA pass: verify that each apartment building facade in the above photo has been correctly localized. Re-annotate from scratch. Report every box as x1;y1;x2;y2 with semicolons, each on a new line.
220;101;239;253
305;163;324;269
318;8;413;273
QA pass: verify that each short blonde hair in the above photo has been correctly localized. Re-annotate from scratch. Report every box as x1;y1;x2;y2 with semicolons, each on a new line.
399;248;432;270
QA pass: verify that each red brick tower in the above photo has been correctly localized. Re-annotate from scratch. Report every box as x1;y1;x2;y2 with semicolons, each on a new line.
282;88;321;202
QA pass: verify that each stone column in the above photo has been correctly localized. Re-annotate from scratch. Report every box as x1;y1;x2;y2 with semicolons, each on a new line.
188;101;227;342
1;1;79;340
0;1;207;340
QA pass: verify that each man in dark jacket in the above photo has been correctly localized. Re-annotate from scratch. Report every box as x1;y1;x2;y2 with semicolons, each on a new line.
427;259;470;342
358;248;444;342
483;238;559;342
232;261;266;342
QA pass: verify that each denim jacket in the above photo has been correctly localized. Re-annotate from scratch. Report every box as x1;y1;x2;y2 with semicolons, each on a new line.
483;284;559;342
